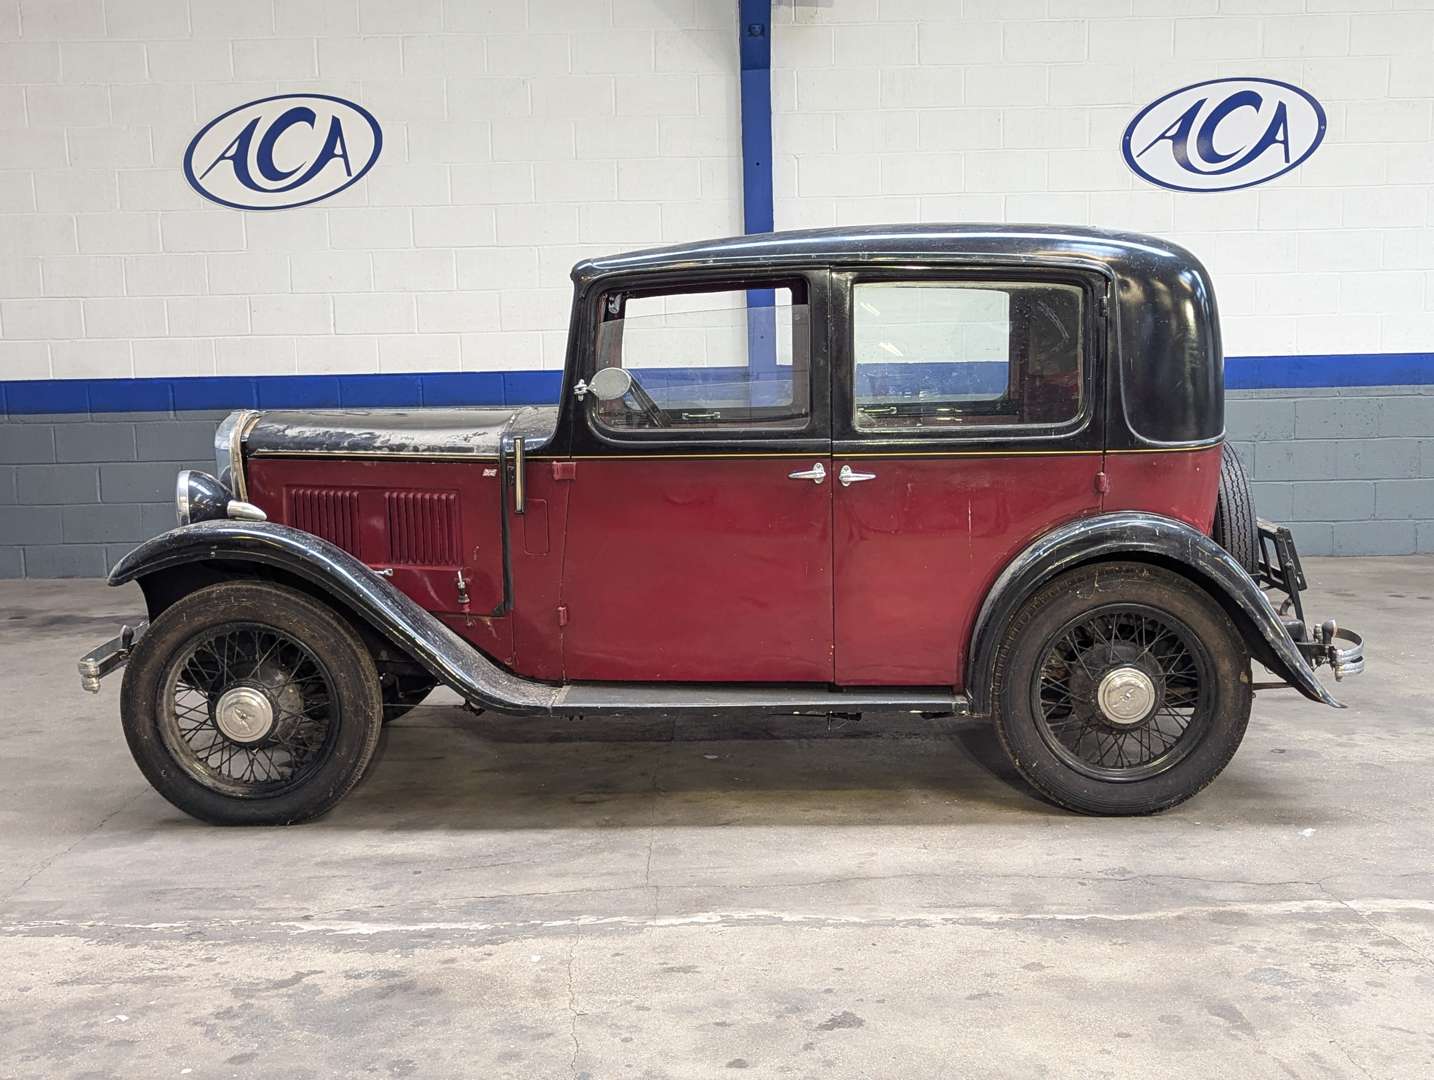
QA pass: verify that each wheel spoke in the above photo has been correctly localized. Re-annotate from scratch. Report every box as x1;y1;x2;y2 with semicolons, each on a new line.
160;622;338;797
1036;604;1211;779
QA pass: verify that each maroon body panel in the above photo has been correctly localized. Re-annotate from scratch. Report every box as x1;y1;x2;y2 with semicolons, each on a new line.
1104;446;1221;532
559;456;835;683
242;447;1221;690
246;457;517;664
832;453;1104;687
506;465;570;681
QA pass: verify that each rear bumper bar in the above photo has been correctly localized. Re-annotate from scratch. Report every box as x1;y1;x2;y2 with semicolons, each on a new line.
1256;519;1364;683
77;621;146;693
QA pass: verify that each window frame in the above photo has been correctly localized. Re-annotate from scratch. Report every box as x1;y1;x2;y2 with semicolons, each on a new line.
570;266;832;454
832;264;1108;454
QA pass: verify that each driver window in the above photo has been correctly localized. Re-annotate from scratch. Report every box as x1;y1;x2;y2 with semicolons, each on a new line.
592;282;810;432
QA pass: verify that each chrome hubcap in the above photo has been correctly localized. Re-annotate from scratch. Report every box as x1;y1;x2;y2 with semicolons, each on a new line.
214;686;274;744
1096;666;1156;726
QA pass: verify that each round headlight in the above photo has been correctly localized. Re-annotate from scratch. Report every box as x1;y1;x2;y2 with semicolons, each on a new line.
176;469;232;526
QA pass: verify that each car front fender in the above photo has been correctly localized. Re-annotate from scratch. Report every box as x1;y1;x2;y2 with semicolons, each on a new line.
108;519;560;715
965;511;1339;715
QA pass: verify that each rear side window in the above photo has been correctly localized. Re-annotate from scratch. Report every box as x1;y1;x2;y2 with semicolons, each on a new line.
852;280;1084;432
593;282;810;432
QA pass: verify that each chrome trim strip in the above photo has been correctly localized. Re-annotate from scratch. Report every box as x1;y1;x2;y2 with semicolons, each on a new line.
512;436;526;514
175;469;192;526
213;409;260;501
248;448;503;461
247;446;1210;463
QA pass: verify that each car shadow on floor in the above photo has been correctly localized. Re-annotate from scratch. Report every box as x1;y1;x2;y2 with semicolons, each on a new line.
322;702;1082;830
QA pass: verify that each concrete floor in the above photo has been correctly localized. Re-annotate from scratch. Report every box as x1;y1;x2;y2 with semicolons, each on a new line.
0;558;1430;1079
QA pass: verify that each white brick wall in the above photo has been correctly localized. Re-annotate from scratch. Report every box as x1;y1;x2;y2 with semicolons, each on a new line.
0;0;1432;382
0;0;740;380
773;1;1434;362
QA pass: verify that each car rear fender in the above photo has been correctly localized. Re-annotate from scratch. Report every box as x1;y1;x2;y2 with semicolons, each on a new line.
108;519;560;715
965;511;1339;714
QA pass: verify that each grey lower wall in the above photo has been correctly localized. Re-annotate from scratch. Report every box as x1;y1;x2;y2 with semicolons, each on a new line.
0;408;220;579
1;385;1431;578
1224;385;1434;557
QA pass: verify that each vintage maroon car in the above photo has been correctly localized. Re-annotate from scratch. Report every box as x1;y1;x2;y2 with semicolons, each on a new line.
80;225;1363;824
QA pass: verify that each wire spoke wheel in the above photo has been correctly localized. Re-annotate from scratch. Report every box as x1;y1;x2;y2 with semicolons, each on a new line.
158;622;340;799
1032;603;1214;783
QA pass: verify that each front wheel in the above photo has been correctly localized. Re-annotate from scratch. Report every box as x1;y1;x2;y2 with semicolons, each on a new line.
990;562;1252;816
120;580;384;825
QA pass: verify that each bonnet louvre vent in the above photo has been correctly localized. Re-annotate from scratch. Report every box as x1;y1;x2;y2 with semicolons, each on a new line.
385;491;459;566
287;486;361;555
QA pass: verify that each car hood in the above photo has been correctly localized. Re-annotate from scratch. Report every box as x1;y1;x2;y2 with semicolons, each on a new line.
243;405;560;459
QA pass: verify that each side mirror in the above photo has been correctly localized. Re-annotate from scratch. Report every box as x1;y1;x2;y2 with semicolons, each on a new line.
587;366;633;402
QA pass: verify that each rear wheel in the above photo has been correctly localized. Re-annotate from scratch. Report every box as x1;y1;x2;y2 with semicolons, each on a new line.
991;562;1252;816
120;581;384;825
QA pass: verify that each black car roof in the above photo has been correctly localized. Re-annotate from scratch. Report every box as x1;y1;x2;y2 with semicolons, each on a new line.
571;223;1205;285
572;223;1224;451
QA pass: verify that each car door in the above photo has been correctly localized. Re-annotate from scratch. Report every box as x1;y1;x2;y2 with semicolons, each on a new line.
831;268;1107;687
559;271;834;683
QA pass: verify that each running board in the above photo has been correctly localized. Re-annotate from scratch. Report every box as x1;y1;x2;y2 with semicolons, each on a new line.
549;683;969;716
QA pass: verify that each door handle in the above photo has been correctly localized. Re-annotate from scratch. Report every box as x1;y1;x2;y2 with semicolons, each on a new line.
788;462;826;484
838;465;877;486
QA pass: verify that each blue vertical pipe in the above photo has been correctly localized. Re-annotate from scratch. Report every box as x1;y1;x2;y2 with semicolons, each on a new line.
738;0;777;383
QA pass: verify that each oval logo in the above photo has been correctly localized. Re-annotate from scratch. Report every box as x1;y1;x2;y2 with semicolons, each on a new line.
183;94;382;210
1122;78;1326;193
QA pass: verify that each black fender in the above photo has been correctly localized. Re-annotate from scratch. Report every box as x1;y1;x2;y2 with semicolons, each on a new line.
965;511;1339;714
108;519;561;715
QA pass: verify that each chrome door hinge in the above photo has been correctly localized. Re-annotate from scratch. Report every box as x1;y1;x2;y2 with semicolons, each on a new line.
1094;470;1110;494
557;604;569;627
552;461;576;481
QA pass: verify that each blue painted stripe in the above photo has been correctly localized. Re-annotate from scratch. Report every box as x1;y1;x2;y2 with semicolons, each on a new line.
0;371;515;416
1;354;1431;416
1223;352;1434;390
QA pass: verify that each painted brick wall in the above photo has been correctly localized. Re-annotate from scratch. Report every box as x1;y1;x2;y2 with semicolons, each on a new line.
768;1;1434;363
0;0;745;383
1226;385;1434;555
0;408;216;578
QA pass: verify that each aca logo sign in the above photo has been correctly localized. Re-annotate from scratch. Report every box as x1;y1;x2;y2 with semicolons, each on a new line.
1122;78;1325;193
184;94;382;210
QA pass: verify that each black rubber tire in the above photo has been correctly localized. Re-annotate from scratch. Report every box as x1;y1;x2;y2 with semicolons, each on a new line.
1213;442;1259;573
990;562;1252;816
381;673;436;724
120;580;384;826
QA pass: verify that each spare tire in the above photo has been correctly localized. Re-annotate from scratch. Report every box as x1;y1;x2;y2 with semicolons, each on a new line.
1212;442;1259;573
